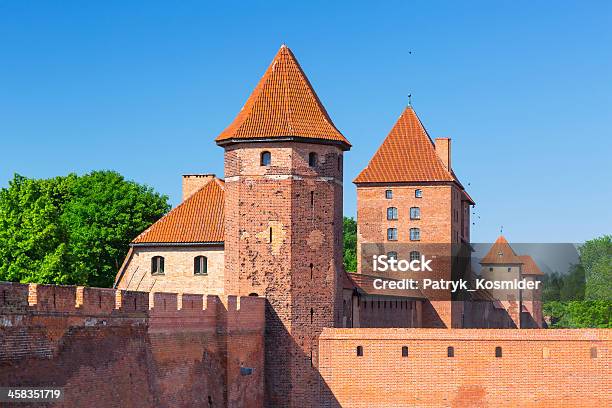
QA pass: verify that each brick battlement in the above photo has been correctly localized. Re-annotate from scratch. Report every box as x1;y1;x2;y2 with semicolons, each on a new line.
0;281;266;407
0;282;264;319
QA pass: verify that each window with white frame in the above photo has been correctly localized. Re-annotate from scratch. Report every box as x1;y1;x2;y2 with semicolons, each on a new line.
410;228;420;241
410;207;420;220
387;207;398;220
387;228;398;241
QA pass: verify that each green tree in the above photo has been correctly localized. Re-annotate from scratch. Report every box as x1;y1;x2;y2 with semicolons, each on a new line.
343;216;357;272
0;171;170;287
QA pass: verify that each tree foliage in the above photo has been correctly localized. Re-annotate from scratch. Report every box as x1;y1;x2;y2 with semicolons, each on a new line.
343;216;357;272
543;235;611;328
0;171;170;287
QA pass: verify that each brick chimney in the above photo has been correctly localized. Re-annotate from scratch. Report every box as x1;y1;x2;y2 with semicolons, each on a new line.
435;138;451;170
182;174;215;201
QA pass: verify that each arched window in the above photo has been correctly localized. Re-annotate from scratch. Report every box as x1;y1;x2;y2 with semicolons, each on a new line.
447;346;454;357
308;152;318;167
387;228;398;241
194;256;208;275
387;251;398;260
260;151;271;166
410;207;420;220
410;251;421;262
356;346;363;357
410;228;420;241
415;189;423;198
402;346;409;357
495;346;502;358
248;293;259;297
151;256;165;275
387;207;398;220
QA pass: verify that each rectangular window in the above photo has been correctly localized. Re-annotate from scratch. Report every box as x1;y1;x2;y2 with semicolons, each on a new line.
385;189;393;199
387;228;398;241
387;207;398;220
410;228;420;241
410;207;420;220
415;189;422;198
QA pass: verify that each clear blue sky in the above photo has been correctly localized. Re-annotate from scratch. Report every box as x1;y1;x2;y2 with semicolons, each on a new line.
1;1;610;242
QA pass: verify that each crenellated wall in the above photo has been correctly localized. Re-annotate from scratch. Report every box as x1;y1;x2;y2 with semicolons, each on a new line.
0;282;265;408
318;328;611;408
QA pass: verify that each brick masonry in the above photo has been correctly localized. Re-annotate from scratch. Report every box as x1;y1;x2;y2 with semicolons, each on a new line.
0;282;265;408
222;141;344;407
319;328;611;408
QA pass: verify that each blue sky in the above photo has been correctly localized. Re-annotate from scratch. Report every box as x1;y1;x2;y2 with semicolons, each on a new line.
1;1;610;242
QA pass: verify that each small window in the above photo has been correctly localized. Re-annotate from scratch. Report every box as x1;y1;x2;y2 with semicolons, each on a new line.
260;151;271;166
447;346;454;357
387;251;398;260
489;267;494;272
410;251;420;262
410;228;420;241
387;207;398;220
151;256;165;275
194;256;208;275
495;347;502;358
357;346;363;357
415;189;423;198
410;207;420;220
507;267;512;272
385;189;393;199
591;347;597;359
308;152;318;167
387;228;398;241
402;346;409;357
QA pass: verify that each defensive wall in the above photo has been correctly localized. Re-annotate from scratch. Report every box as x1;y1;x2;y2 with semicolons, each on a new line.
0;282;265;408
319;328;611;408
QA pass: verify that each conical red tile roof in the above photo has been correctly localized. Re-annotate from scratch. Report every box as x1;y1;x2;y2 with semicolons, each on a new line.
215;45;350;149
132;178;224;244
354;107;456;183
480;236;523;265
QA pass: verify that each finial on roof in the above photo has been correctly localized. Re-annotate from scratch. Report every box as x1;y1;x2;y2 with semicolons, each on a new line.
408;94;412;106
500;225;504;235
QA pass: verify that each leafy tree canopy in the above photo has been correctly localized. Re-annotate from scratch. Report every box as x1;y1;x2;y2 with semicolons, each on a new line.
0;171;170;287
343;216;357;272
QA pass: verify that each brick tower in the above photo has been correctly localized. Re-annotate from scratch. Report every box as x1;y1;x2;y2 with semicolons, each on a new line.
216;45;351;407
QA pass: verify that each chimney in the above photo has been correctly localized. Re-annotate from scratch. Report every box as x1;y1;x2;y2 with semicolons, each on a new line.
182;174;215;201
435;138;451;170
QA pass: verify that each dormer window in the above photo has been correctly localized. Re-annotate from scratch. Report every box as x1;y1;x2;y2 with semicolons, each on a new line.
260;151;271;166
151;256;165;275
415;189;423;198
308;152;318;167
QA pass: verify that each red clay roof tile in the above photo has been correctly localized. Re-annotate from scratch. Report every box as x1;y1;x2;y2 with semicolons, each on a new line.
132;178;224;244
215;45;350;149
480;236;523;265
354;107;456;184
519;255;544;276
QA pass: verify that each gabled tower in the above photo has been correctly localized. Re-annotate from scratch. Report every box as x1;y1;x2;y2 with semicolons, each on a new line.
354;106;474;328
216;45;350;407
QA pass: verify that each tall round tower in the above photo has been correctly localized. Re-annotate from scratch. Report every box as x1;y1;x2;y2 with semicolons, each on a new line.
215;45;351;407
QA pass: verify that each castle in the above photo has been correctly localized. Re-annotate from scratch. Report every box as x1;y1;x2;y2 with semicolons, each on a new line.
1;46;609;408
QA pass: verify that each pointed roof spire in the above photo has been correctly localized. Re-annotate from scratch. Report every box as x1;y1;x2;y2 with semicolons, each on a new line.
480;235;523;264
216;45;350;149
354;106;456;184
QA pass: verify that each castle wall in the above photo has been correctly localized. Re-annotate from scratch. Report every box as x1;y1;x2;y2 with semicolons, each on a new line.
117;245;225;295
0;282;265;408
319;328;611;408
